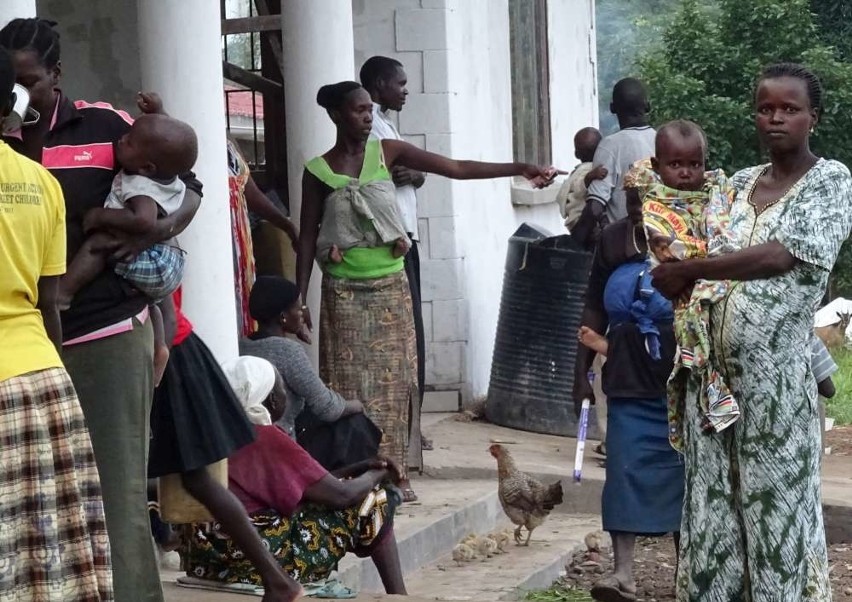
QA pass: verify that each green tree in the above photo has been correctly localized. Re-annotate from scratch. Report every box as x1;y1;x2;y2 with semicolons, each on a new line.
636;0;852;297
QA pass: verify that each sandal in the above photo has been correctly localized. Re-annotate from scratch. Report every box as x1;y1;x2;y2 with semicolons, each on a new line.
401;487;418;503
590;576;636;602
421;437;434;451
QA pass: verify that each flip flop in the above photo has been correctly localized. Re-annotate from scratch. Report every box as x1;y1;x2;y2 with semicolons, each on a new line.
176;575;263;597
590;576;636;602
304;580;357;599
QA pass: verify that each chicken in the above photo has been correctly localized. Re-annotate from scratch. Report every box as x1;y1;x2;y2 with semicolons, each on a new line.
489;443;563;546
452;543;477;565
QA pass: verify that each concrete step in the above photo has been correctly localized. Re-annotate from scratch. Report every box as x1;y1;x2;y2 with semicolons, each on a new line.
336;478;503;592
402;513;600;601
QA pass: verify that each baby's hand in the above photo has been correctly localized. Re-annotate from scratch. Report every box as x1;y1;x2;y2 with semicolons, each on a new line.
137;92;164;115
328;245;344;264
391;237;410;258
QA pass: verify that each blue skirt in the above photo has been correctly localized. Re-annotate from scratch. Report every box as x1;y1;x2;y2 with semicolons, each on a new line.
602;396;684;534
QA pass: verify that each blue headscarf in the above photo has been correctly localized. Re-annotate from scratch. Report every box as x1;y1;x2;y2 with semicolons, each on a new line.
603;260;673;360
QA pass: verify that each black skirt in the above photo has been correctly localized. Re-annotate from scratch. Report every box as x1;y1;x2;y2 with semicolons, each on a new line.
296;412;382;472
148;332;256;477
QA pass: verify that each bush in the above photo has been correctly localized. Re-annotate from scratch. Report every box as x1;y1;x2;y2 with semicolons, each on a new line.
637;0;852;295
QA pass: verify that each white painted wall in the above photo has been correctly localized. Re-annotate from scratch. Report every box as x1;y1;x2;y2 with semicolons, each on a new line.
355;0;598;401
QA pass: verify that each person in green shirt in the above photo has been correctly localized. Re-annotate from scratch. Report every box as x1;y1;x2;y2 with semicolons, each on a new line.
297;80;556;502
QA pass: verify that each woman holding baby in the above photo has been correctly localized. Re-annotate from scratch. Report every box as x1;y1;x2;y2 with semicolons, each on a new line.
298;81;557;502
653;63;852;601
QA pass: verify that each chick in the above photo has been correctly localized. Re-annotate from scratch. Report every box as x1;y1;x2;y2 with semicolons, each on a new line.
475;536;498;560
584;530;604;563
452;543;477;565
490;530;511;553
460;533;477;546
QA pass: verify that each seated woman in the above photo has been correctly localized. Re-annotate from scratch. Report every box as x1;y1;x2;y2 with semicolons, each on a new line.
240;275;382;470
181;356;406;596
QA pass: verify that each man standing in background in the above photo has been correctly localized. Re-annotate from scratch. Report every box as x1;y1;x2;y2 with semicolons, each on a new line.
360;56;430;467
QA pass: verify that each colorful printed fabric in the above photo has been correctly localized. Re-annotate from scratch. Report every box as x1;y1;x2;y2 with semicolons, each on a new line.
114;243;185;301
182;486;399;586
0;367;114;601
677;158;852;601
319;271;419;475
227;140;256;337
623;159;741;442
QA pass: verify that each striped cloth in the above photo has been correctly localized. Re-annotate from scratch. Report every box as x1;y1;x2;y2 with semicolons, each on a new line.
0;367;113;600
114;242;185;301
811;335;838;384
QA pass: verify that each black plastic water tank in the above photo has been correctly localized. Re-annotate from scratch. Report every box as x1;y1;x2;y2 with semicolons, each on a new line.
485;223;596;437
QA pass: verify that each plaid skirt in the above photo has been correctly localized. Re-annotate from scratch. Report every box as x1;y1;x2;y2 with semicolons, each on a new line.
115;243;185;301
0;367;113;601
319;271;418;474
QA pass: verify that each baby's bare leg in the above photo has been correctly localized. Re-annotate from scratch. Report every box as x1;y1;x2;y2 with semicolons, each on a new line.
59;232;113;310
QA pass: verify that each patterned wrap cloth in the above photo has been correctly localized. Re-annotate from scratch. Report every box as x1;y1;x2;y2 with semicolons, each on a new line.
182;486;400;586
624;159;741;444
227;140;257;337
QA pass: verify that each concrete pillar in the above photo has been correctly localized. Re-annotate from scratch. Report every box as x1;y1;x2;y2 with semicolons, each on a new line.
137;0;237;362
0;1;36;28
281;1;355;364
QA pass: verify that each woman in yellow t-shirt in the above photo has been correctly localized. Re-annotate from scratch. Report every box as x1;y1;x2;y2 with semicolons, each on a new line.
297;81;557;502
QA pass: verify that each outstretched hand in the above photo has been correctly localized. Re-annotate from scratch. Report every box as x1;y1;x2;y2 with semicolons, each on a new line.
137;91;164;115
523;166;566;189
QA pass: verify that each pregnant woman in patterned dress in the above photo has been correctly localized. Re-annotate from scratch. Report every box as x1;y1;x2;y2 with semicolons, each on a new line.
652;63;852;601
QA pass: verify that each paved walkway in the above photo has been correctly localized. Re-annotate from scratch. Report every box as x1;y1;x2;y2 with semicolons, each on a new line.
162;413;852;600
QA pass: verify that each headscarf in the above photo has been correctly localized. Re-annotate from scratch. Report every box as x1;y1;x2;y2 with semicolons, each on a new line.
221;356;277;426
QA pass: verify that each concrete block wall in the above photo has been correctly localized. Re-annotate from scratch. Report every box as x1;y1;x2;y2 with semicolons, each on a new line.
353;1;468;402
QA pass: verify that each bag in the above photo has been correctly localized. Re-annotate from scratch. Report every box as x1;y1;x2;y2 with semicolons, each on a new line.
357;485;402;547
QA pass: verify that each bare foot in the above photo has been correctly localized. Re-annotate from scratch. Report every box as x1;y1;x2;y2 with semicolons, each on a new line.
391;237;410;258
328;245;343;264
399;479;418;503
262;578;303;601
578;326;608;356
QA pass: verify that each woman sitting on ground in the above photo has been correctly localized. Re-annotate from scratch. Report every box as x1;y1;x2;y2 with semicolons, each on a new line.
182;356;407;596
240;275;382;470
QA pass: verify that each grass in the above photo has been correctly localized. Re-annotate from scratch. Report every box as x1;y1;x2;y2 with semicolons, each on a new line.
525;585;593;602
827;347;852;426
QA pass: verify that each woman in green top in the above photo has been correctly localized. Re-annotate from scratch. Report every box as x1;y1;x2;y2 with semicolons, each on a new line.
298;81;556;502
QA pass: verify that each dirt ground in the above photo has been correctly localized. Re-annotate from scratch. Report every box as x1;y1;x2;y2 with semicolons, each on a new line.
827;425;852;456
562;536;852;601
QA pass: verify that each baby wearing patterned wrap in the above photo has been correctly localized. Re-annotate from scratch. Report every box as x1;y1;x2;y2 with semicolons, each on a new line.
623;120;741;438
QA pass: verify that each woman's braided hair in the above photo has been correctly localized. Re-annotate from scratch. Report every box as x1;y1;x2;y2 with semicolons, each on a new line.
0;18;61;68
758;63;823;116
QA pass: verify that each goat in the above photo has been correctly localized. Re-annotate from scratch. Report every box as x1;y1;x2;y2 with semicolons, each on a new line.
815;310;851;349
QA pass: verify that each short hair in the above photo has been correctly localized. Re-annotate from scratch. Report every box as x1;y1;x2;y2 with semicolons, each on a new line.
655;119;706;157
137;115;198;176
0;47;14;109
316;81;363;111
248;276;301;323
574;127;602;162
0;18;61;68
359;56;403;91
758;63;823;115
611;78;649;117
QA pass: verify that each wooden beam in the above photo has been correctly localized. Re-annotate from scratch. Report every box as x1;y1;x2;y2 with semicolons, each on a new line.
252;0;285;79
222;61;283;99
221;15;280;35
